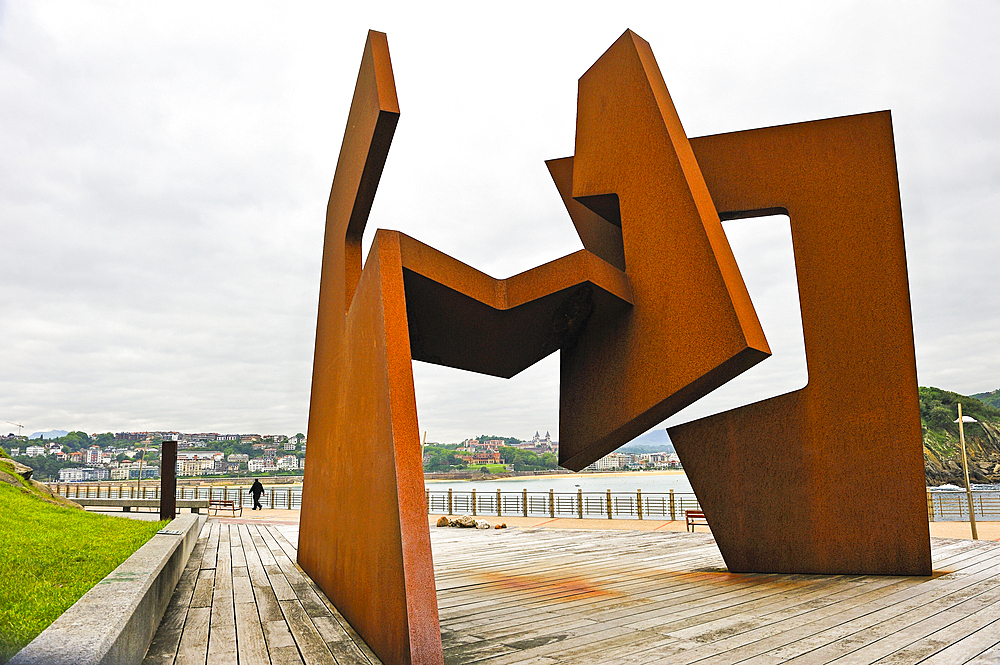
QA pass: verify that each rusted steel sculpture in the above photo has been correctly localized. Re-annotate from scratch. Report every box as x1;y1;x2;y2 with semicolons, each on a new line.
669;115;932;576
299;28;930;665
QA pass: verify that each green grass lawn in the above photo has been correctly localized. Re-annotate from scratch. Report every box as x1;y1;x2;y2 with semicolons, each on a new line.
470;463;508;474
0;469;166;663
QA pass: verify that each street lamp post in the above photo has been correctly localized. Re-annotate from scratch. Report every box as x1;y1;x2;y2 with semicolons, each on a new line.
956;403;979;540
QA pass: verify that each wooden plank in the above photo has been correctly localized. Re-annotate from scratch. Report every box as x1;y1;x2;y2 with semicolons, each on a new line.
214;525;233;592
278;599;337;665
233;574;255;605
189;570;215;609
248;524;277;566
234;592;271;665
208;589;236;662
253;583;285;623
201;522;219;571
964;639;1000;664
918;616;1000;664
311;615;375;665
264;564;298;602
173;605;210;665
241;524;274;588
260;529;329;617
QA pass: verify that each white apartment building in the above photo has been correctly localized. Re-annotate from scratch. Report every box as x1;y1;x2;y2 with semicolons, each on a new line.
59;467;109;482
248;458;275;473
277;455;298;470
585;452;633;471
25;445;46;457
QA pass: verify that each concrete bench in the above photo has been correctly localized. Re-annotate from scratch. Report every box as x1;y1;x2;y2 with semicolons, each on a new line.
74;498;210;514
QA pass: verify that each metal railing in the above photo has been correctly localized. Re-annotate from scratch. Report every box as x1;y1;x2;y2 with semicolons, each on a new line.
50;483;302;509
426;488;702;520
927;491;1000;521
49;484;1000;522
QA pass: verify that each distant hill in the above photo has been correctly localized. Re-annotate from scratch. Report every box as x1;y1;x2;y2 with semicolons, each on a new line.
921;387;1000;486
618;429;675;454
28;430;69;440
971;388;1000;410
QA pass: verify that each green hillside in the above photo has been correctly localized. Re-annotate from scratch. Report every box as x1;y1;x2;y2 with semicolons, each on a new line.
971;388;1000;410
920;386;1000;486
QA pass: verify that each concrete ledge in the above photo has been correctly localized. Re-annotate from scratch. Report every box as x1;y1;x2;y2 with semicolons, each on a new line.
10;512;206;665
74;498;209;513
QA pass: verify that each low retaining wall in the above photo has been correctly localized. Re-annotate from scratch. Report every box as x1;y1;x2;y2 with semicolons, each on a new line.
74;498;208;513
10;512;205;665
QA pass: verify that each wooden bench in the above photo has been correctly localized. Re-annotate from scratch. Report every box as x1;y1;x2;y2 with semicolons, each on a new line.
209;499;242;517
686;510;709;532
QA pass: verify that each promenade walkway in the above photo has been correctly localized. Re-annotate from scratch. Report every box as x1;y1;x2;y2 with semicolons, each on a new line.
142;520;381;665
145;511;1000;664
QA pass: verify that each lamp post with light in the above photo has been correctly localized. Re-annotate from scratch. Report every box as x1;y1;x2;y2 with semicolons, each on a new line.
955;403;979;540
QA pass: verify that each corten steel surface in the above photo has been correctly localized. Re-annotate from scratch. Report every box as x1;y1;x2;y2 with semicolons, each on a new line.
667;114;932;576
552;32;771;471
299;28;930;665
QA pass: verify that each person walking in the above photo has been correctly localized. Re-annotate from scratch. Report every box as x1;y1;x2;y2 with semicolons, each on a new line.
249;478;265;510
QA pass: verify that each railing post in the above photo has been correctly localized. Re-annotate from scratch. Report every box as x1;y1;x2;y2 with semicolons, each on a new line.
271;488;275;509
669;489;676;521
448;488;453;515
607;489;613;519
549;489;555;518
472;489;477;516
497;489;501;517
522;489;528;517
426;489;430;514
578;489;583;519
927;490;935;521
637;489;643;520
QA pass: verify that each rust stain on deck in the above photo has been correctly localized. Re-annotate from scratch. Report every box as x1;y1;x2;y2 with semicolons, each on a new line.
477;571;625;600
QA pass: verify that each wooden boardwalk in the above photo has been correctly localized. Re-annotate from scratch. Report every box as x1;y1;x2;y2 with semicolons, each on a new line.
430;527;1000;664
146;519;1000;664
142;521;381;665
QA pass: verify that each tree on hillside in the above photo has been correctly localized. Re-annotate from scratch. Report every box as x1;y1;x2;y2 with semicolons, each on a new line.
919;386;1000;433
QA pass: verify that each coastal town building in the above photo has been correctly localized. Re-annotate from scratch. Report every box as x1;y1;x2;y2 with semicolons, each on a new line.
17;430;306;480
58;467;109;482
248;458;276;473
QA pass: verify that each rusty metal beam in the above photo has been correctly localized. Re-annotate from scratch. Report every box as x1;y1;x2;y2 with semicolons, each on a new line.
556;31;771;471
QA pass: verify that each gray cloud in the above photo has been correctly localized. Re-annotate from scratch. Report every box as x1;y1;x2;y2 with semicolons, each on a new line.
1;1;997;442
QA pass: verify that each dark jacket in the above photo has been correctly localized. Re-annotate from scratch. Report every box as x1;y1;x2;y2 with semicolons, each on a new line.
249;480;264;497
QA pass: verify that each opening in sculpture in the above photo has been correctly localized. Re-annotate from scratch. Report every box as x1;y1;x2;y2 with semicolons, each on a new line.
298;29;931;665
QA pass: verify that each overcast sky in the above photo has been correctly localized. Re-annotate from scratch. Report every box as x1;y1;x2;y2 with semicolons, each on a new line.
1;1;997;442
